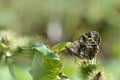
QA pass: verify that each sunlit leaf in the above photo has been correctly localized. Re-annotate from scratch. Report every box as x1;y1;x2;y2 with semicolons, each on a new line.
30;44;62;80
51;42;71;51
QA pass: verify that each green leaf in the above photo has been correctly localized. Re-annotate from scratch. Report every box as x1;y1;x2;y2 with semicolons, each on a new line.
51;42;71;51
30;44;62;80
8;59;18;80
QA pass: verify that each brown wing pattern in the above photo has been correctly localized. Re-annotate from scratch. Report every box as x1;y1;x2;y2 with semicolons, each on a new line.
66;31;101;59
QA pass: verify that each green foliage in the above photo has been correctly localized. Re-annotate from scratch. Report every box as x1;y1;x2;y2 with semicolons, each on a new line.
0;30;114;80
0;0;119;79
77;59;112;80
0;64;13;80
78;59;98;80
51;42;71;51
0;31;64;80
8;59;18;80
30;44;62;80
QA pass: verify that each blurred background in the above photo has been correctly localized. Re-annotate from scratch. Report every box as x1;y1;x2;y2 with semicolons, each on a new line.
0;0;120;80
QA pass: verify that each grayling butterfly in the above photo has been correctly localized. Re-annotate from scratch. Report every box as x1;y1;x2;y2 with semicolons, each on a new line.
65;31;101;59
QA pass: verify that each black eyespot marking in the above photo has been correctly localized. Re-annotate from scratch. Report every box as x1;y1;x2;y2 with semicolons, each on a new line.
65;31;101;59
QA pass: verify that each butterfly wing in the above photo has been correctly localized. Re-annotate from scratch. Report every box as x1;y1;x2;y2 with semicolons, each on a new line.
66;31;101;59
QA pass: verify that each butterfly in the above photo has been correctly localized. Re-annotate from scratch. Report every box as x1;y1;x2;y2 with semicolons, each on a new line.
65;31;101;59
